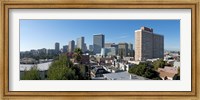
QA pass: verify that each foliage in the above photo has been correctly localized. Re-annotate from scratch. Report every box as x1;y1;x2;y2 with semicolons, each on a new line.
47;54;78;80
129;63;161;80
71;64;90;80
152;59;166;70
144;68;160;79
21;66;41;80
73;48;83;63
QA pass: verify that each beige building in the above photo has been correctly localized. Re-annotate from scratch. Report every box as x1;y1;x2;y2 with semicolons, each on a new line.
135;27;164;61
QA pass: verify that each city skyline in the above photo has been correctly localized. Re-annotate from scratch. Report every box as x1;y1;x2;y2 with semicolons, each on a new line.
20;20;180;51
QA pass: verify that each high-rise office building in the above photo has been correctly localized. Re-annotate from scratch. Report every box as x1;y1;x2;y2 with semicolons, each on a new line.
105;43;114;48
77;37;85;52
63;45;68;53
89;45;93;52
83;43;87;52
118;43;128;57
101;47;116;57
128;43;134;57
55;42;60;54
135;27;164;61
68;40;75;52
105;43;118;55
93;34;105;54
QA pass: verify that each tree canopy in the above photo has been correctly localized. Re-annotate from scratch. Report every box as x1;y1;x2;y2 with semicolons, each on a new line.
73;48;83;63
21;66;41;80
152;59;166;70
47;54;78;80
129;63;161;80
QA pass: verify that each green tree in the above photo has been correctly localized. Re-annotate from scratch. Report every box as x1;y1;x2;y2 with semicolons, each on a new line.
143;68;160;79
21;66;41;80
73;48;83;63
152;59;166;70
129;63;161;80
47;54;78;80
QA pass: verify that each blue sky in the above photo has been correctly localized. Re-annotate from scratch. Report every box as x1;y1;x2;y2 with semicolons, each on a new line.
20;20;180;51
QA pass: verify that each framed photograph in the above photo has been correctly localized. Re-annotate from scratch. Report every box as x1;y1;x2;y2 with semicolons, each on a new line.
1;0;199;99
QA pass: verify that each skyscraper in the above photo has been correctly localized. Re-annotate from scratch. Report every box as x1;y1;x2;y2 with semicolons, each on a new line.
118;43;128;57
105;43;118;55
101;47;116;57
63;45;68;53
68;40;75;52
128;43;133;57
55;42;60;54
77;37;85;52
93;34;105;54
135;27;164;61
89;45;93;52
83;43;87;52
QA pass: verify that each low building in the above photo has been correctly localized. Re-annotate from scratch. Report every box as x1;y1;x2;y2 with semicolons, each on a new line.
91;67;109;78
20;58;37;64
128;61;144;65
158;66;178;74
20;62;52;80
123;57;134;61
103;71;147;80
158;66;178;80
159;71;176;80
70;55;90;64
173;61;180;68
146;58;160;62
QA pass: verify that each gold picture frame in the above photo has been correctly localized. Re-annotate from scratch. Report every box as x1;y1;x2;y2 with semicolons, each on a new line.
0;0;199;100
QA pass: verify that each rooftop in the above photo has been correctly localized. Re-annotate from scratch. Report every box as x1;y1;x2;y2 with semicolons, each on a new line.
103;71;147;80
20;62;52;71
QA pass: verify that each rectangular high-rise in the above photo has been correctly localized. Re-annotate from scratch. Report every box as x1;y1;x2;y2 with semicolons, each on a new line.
135;27;164;61
77;37;85;52
118;43;128;57
63;45;68;53
105;43;118;55
68;40;75;53
93;34;105;54
89;45;93;52
55;42;60;54
128;43;134;57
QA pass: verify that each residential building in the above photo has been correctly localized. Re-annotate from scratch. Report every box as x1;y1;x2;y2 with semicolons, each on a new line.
71;55;90;64
30;49;38;56
103;71;147;80
38;48;47;54
20;62;52;80
135;27;164;61
47;49;55;55
173;61;180;68
158;66;178;80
